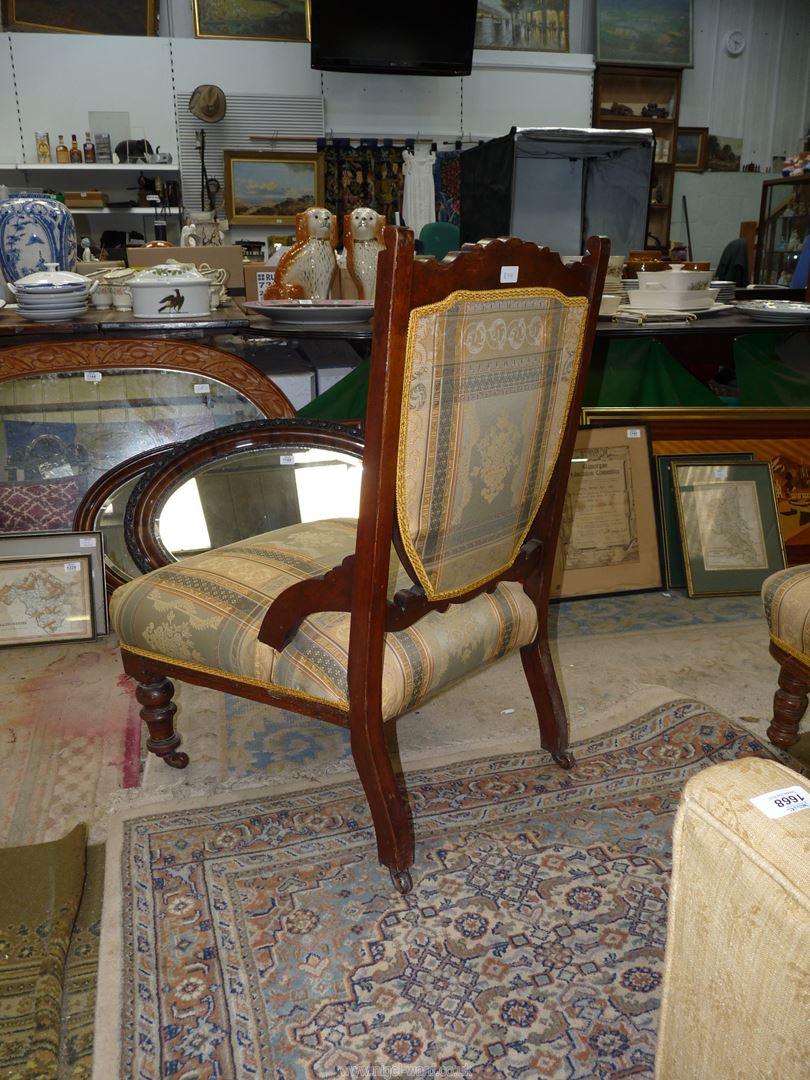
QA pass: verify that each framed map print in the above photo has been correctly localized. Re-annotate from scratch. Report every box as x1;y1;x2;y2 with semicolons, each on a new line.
0;554;94;646
673;461;786;596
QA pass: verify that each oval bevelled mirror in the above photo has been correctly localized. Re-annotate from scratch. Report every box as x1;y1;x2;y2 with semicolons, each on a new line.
124;419;365;574
1;339;294;549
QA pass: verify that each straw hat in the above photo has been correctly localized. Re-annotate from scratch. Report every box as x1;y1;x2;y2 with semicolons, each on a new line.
189;84;227;123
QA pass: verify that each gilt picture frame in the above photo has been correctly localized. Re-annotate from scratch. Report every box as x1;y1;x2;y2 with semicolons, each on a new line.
192;0;309;41
224;151;325;226
1;0;157;34
675;127;708;171
673;461;786;596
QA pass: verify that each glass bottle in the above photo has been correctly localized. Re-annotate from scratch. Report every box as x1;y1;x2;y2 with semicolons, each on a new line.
69;134;82;164
55;135;70;164
82;132;96;163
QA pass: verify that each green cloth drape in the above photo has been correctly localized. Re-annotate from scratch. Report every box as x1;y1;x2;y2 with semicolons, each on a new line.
733;332;810;406
296;358;370;422
583;338;722;408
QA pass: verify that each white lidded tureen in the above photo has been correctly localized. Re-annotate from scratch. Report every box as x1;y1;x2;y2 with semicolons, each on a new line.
128;262;210;319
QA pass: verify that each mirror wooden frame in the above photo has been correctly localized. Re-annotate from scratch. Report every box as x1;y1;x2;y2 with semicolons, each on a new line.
123;418;365;574
0;338;295;592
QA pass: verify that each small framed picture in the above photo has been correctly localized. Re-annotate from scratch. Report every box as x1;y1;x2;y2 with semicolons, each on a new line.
673;461;786;596
0;531;107;636
0;554;94;646
675;127;708;171
655;452;755;589
224;151;325;226
551;424;663;599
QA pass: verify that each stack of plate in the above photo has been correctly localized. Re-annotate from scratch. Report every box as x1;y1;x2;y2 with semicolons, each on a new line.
710;279;736;303
10;266;92;322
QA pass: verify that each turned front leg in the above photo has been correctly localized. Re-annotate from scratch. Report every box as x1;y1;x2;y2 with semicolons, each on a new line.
135;676;189;769
767;644;810;750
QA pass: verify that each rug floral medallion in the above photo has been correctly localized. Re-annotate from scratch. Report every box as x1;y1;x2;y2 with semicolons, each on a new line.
100;699;783;1079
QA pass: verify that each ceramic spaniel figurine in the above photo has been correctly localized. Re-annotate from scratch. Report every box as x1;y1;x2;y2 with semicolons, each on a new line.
263;207;338;300
344;206;385;301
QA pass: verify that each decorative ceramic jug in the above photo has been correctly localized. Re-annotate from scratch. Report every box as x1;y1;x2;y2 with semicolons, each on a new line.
0;196;77;283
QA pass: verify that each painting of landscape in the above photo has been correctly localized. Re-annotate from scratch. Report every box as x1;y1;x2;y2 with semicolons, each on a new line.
475;2;569;53
596;0;693;68
224;152;324;225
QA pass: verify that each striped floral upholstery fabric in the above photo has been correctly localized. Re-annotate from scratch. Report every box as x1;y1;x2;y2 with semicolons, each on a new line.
110;518;539;721
761;564;810;661
397;288;588;600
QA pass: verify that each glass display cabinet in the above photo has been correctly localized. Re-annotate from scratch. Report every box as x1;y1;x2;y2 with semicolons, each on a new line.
592;65;683;252
754;174;810;285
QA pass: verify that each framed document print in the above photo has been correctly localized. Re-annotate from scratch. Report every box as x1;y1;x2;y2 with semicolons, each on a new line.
551;424;662;599
673;461;786;596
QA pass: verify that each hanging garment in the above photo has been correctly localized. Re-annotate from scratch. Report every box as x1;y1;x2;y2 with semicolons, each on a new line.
402;144;437;237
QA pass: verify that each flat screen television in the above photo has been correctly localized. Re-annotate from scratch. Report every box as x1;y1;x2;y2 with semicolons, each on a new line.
310;0;478;77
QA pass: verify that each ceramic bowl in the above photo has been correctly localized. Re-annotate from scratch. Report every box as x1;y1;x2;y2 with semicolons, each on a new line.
635;269;714;292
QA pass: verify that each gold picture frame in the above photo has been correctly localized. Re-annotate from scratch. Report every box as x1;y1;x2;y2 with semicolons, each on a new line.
0;553;94;646
550;423;662;599
675;126;708;171
1;0;158;34
224;151;325;226
192;0;309;42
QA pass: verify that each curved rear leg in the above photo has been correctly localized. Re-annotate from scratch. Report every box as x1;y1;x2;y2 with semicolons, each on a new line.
521;638;574;769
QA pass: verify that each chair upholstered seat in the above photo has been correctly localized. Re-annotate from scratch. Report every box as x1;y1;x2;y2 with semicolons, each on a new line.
110;517;539;721
762;565;810;661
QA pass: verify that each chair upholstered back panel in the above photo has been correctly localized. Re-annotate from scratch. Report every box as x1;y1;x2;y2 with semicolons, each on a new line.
397;288;588;599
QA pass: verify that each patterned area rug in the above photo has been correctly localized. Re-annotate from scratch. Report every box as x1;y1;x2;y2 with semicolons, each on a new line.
94;694;790;1080
0;640;141;848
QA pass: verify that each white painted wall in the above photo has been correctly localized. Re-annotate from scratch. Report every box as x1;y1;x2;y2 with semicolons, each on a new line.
1;1;809;267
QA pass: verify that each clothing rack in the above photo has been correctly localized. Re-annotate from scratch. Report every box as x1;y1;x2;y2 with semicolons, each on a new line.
248;132;484;149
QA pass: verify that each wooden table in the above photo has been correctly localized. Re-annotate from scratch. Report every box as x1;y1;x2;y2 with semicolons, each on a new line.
0;302;250;341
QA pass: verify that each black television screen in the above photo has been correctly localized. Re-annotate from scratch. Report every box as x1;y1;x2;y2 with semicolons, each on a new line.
310;0;478;77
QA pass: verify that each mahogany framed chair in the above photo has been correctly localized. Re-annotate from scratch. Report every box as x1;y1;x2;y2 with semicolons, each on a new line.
111;226;609;893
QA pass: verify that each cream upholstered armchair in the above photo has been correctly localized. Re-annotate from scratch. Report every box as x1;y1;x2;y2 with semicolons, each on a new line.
110;226;609;892
656;756;810;1079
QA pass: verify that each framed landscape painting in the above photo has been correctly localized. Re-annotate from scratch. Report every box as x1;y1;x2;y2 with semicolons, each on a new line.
193;0;309;41
595;0;693;68
224;151;325;226
475;1;570;53
1;0;157;34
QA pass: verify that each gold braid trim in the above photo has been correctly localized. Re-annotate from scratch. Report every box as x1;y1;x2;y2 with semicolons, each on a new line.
120;644;351;713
